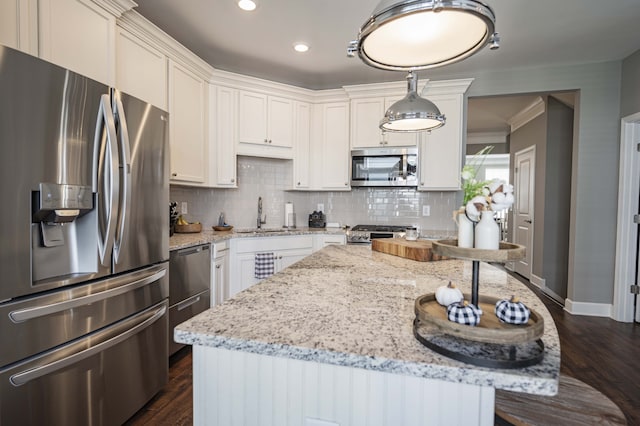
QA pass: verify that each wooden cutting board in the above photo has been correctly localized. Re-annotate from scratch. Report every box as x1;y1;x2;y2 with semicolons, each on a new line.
371;238;448;262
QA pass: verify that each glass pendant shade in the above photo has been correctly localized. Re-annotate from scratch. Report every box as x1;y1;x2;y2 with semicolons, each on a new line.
380;72;445;132
350;0;497;71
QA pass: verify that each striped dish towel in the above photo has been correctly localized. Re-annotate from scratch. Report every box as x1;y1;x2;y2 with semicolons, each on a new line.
255;252;275;279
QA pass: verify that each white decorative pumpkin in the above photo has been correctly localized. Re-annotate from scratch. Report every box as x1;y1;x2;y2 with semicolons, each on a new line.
435;281;464;306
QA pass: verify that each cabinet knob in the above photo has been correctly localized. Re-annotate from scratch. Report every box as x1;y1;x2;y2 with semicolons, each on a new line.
345;182;348;186
231;178;235;183
420;182;424;185
297;182;301;186
216;265;221;269
171;172;177;177
268;139;272;144
278;255;283;259
264;138;268;143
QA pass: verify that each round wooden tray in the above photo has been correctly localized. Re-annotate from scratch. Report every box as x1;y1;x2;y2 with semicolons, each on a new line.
212;225;233;232
414;293;544;345
431;239;525;262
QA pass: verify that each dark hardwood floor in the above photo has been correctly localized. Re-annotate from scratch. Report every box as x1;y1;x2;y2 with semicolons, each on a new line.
126;278;639;426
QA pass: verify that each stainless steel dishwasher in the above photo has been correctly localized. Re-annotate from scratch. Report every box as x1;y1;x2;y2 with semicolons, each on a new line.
169;244;211;355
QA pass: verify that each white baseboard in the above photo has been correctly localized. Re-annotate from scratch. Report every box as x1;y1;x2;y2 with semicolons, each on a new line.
530;274;545;289
564;299;613;317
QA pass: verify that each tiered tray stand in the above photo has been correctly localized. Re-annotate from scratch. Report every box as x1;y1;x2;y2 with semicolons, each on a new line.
413;240;545;369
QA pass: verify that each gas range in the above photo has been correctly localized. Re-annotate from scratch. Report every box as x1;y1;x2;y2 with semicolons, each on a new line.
347;224;410;244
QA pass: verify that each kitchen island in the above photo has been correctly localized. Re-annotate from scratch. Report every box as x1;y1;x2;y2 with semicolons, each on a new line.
175;244;560;426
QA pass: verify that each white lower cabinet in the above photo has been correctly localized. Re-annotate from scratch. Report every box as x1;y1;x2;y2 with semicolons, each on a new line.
212;240;230;305
313;234;346;251
229;235;314;298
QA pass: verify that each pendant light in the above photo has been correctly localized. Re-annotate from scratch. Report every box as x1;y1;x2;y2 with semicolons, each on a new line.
380;72;444;132
347;0;499;71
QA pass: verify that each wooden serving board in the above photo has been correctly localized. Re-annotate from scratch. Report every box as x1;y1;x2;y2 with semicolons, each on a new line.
371;238;448;262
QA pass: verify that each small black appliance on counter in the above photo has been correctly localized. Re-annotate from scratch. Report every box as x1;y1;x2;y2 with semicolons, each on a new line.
308;211;326;228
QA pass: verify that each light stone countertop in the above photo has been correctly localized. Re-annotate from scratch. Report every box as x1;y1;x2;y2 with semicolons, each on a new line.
174;244;560;396
169;227;347;250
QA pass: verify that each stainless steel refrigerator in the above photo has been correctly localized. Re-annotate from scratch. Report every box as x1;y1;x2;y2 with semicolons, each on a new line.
0;45;170;425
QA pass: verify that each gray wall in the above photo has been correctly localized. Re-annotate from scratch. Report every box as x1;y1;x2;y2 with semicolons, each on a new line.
542;97;574;300
435;60;622;306
621;49;640;117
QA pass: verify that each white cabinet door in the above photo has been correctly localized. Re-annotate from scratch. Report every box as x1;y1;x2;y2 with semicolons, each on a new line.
38;0;115;85
418;94;464;190
231;252;260;299
209;84;237;187
313;234;346;251
268;96;294;148
293;101;311;189
116;27;167;110
275;247;313;272
351;97;418;148
210;241;230;306
316;102;351;190
168;60;207;184
238;90;268;145
0;0;37;54
237;91;294;158
351;98;385;148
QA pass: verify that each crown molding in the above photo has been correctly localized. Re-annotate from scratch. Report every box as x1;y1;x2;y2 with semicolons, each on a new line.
467;131;509;145
343;79;426;99
423;78;474;96
93;0;137;17
509;96;545;132
118;9;214;79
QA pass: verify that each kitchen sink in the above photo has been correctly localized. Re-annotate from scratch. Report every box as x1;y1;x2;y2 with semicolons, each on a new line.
234;228;290;234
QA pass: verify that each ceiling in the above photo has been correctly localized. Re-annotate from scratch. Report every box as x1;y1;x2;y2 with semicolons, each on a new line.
132;0;634;134
133;0;640;91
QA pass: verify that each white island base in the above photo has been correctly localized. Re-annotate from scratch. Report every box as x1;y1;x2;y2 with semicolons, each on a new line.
193;346;495;426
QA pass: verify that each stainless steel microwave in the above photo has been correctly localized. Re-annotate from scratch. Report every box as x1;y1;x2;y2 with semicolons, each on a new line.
350;147;418;187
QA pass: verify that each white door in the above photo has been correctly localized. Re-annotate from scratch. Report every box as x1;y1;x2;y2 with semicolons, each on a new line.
513;146;536;278
614;113;640;322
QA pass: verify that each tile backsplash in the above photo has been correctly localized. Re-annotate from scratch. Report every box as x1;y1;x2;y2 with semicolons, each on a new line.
171;156;460;234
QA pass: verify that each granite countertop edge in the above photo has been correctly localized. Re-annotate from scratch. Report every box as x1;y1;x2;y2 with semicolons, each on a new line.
174;328;557;395
169;227;348;250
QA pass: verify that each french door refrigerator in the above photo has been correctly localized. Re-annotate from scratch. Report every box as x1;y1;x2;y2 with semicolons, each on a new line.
0;45;170;425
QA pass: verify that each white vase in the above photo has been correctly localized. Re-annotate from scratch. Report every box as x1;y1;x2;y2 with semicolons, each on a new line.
474;211;500;250
456;210;474;248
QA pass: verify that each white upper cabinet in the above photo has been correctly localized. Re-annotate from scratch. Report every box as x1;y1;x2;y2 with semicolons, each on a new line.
237;91;294;158
312;102;351;191
38;0;116;85
417;79;473;190
115;26;167;110
350;96;418;148
208;84;238;188
293;101;311;189
0;0;37;55
168;59;207;184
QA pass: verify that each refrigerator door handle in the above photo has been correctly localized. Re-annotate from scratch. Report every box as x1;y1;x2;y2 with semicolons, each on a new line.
112;94;132;264
96;94;120;267
8;268;166;323
9;302;167;386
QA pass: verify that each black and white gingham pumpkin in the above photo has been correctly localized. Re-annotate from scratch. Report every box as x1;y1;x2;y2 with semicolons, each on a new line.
495;295;530;325
447;300;482;326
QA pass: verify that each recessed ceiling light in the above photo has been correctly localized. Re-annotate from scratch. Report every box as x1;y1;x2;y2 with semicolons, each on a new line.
293;43;310;53
237;0;256;11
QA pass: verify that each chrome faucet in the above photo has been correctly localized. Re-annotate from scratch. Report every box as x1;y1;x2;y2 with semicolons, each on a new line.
257;196;266;228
